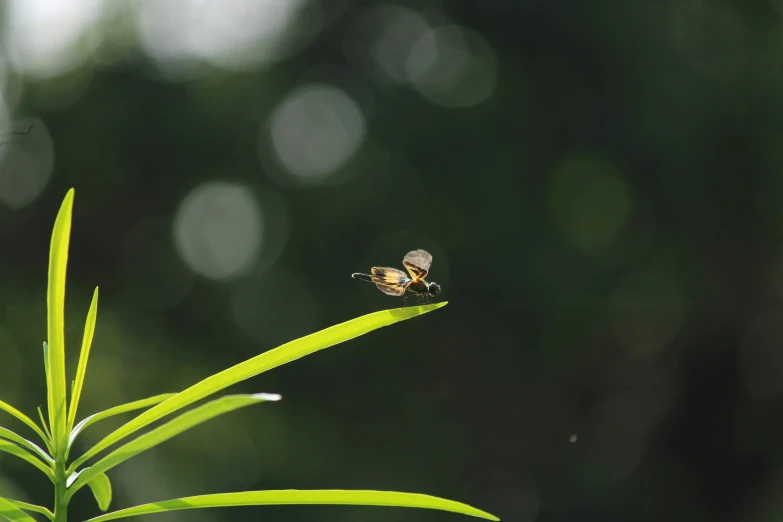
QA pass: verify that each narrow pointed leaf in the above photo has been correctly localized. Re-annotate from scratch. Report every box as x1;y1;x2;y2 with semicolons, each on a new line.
42;342;48;380
82;490;499;522
0;426;53;464
67;394;280;498
47;188;74;449
0;498;37;522
0;498;52;521
71;303;446;470
36;407;52;443
0;399;50;449
67;286;100;432
68;393;176;449
87;472;112;511
0;440;54;481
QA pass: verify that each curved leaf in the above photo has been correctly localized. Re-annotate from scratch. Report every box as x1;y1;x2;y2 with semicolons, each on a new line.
0;426;53;464
47;188;74;450
0;400;50;451
66;394;280;498
68;468;112;510
67;286;100;432
68;393;176;450
0;440;54;481
82;490;499;522
87;472;112;511
70;303;446;471
0;498;52;521
0;498;37;522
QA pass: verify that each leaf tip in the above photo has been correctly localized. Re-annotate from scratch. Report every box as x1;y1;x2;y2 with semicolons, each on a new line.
417;301;448;312
252;393;282;402
62;188;75;208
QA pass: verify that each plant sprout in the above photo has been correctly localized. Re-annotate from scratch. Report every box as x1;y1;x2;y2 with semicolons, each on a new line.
0;189;498;522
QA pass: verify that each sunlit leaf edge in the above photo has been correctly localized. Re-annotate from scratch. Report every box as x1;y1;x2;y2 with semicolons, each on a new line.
0;399;51;451
69;303;447;472
82;490;499;522
0;440;54;481
66;394;281;498
86;472;112;511
46;187;74;449
0;498;52;521
0;426;53;464
67;287;100;433
0;497;37;522
67;393;176;450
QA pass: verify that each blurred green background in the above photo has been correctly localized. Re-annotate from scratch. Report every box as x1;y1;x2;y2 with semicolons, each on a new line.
1;0;782;521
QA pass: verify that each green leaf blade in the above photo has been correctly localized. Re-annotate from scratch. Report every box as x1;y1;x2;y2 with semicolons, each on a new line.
47;188;75;452
0;440;54;481
68;286;100;433
0;498;52;521
36;407;52;444
83;490;498;522
0;426;53;464
87;472;112;511
71;304;446;470
68;393;176;450
0;399;51;451
0;497;38;522
67;394;280;498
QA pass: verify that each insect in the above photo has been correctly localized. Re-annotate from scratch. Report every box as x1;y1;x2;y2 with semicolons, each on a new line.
352;249;441;305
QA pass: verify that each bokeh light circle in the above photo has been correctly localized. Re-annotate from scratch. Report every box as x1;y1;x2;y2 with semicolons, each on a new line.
343;5;431;85
173;181;263;281
3;0;105;78
373;6;432;84
549;155;632;255
134;0;313;73
267;84;366;183
0;117;55;209
406;25;498;108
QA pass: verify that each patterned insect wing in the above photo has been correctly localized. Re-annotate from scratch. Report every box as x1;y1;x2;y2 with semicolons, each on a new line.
370;267;411;296
402;249;433;281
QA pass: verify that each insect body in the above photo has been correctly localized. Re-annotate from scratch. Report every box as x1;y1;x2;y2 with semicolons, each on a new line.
352;249;441;305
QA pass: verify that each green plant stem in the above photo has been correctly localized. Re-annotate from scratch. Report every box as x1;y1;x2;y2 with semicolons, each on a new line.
53;459;67;522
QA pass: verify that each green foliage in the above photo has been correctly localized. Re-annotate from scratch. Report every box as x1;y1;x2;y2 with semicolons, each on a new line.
45;189;72;451
0;498;37;522
67;394;175;451
82;491;499;522
0;190;497;522
67;288;99;433
84;473;111;512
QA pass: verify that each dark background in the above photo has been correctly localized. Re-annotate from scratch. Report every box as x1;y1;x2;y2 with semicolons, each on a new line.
1;1;782;521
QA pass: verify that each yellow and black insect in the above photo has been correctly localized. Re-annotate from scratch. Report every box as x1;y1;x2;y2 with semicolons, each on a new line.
352;249;441;305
